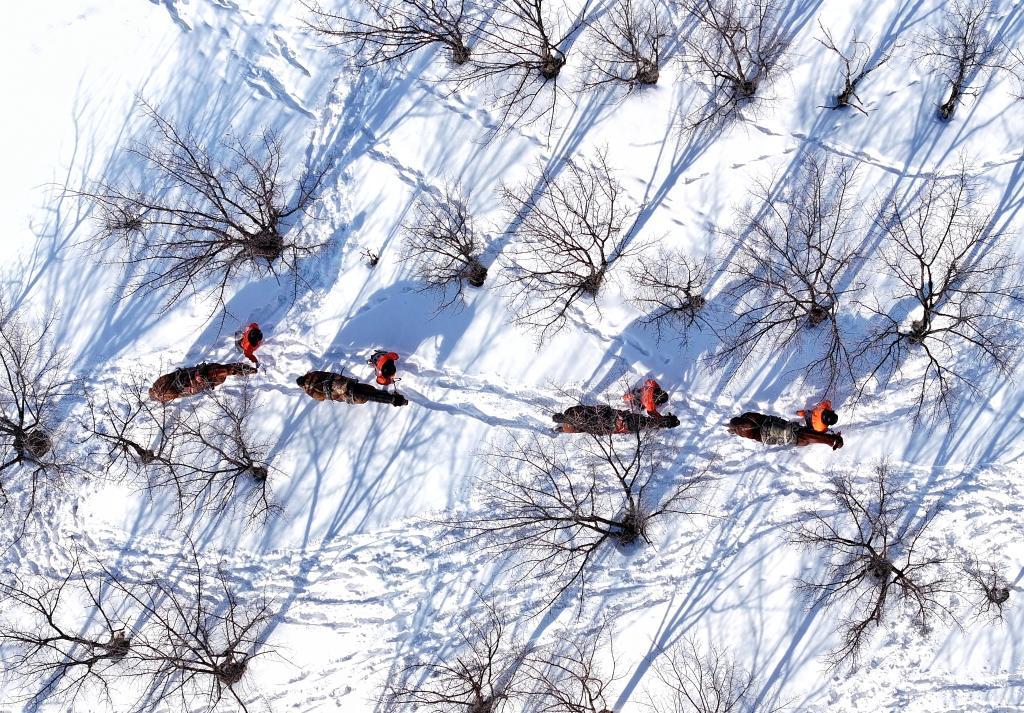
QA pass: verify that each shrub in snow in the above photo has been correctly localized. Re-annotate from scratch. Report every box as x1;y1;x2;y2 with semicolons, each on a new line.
0;301;78;542
792;462;955;668
384;605;619;713
629;249;713;345
648;638;766;713
0;550;272;711
446;421;708;611
962;555;1012;621
520;624;618;713
448;0;586;140
816;20;900;115
916;0;1004;122
85;377;278;525
580;0;669;96
383;602;524;713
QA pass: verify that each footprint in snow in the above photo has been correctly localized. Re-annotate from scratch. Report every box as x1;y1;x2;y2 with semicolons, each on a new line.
272;32;311;76
149;0;192;32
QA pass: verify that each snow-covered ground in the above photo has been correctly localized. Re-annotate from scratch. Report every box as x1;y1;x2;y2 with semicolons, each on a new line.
2;0;1024;710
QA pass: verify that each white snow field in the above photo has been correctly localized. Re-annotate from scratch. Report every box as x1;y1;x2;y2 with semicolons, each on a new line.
2;0;1024;711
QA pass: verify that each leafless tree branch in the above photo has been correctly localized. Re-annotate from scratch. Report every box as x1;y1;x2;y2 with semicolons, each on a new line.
854;167;1024;422
629;249;714;344
916;0;1004;121
501;150;640;338
85;376;278;525
449;0;589;140
521;623;618;713
793;462;955;668
961;554;1011;622
0;557;132;709
401;184;489;312
80;100;329;315
675;0;791;132
817;21;900;115
0;548;274;712
580;0;669;97
383;601;526;713
0;302;79;543
646;638;764;713
712;154;864;391
447;423;708;611
302;0;476;67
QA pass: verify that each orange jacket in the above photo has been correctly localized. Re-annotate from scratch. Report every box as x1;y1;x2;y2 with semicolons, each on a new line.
623;379;664;417
797;400;832;433
374;352;400;386
614;414;630;434
237;323;263;364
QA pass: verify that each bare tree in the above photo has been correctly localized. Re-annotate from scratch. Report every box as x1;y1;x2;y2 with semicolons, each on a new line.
501;151;639;337
401;185;489;311
961;555;1011;621
85;376;277;524
793;462;954;667
0;557;133;709
127;560;273;711
580;0;668;95
675;0;791;131
855;168;1024;422
451;0;588;139
0;549;273;712
522;624;617;713
383;601;526;713
629;249;713;344
647;638;759;713
0;303;78;539
917;0;1003;121
1006;45;1024;100
449;424;707;609
817;21;899;115
302;0;475;67
713;154;864;391
81;101;328;314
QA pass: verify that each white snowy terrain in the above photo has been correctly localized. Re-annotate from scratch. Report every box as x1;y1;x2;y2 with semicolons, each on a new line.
2;0;1024;711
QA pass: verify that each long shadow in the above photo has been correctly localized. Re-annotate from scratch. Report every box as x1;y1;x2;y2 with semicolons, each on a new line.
609;451;831;709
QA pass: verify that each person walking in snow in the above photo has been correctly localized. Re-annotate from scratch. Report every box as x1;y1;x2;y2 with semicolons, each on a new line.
623;379;669;417
369;350;400;387
797;399;838;433
236;323;264;365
